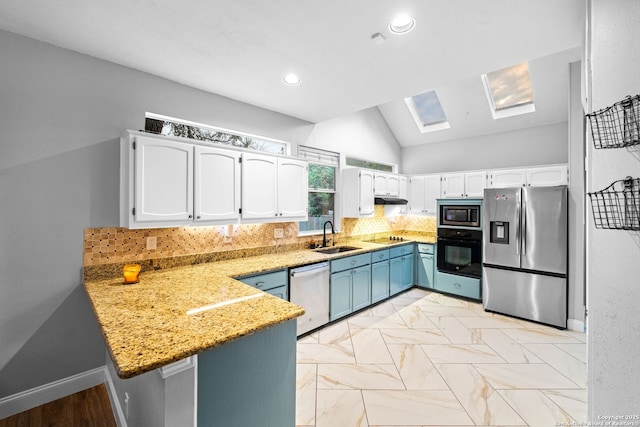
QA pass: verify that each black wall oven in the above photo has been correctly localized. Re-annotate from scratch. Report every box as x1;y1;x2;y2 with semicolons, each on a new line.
436;200;483;279
437;228;483;278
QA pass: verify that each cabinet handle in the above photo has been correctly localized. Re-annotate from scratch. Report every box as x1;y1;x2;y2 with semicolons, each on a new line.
188;215;193;219
454;283;461;288
350;260;356;265
255;282;265;288
196;215;201;219
378;254;383;259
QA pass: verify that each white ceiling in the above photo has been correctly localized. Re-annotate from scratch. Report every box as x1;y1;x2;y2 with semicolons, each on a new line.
0;0;585;147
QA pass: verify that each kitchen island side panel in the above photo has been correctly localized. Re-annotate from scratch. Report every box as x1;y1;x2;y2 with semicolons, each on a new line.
197;320;297;427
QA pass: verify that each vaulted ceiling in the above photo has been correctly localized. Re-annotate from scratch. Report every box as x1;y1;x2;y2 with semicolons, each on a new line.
0;0;585;146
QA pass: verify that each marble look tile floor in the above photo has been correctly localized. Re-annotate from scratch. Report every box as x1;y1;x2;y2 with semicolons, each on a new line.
296;288;587;427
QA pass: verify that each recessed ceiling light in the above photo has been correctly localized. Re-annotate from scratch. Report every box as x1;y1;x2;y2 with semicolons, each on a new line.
283;73;301;86
389;15;416;34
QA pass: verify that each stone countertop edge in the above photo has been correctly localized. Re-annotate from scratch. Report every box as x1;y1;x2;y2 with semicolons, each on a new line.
83;234;436;379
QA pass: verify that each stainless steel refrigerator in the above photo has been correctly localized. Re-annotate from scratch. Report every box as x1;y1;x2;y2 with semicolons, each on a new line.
482;186;568;328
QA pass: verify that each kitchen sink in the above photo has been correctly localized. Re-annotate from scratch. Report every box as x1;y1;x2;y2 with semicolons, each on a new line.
314;245;361;254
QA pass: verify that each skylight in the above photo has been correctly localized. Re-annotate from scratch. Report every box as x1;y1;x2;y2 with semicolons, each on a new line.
405;90;451;133
482;62;535;119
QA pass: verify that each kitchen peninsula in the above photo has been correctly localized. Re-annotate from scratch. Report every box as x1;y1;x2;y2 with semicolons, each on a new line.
83;236;434;426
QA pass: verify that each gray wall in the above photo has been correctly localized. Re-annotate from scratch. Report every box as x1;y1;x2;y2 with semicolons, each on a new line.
400;121;568;175
0;29;313;398
303;107;402;167
587;0;640;416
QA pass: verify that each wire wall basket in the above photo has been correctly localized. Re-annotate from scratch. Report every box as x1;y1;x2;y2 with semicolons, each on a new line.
586;95;640;149
588;177;640;230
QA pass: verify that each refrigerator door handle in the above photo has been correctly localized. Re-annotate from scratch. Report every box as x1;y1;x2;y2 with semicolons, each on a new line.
515;191;521;256
522;194;527;256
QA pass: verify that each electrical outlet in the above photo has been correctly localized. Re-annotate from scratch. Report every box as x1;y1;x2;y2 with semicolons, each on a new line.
146;236;157;250
274;228;284;239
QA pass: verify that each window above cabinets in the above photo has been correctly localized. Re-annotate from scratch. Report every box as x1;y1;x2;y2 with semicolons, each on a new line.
145;112;289;155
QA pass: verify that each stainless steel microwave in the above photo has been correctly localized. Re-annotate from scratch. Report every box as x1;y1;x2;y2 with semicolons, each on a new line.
439;203;481;228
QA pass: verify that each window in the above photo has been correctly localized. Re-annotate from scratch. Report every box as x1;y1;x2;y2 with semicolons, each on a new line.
345;157;393;172
298;146;339;234
145;113;288;154
481;62;535;119
405;90;451;133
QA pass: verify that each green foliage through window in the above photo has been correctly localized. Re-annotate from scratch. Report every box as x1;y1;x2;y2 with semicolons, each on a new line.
299;163;336;233
345;157;393;172
145;117;287;154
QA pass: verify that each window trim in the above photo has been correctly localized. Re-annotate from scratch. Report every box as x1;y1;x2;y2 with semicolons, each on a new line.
297;146;340;237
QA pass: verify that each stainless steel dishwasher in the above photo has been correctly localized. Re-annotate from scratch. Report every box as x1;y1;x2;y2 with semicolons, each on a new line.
290;262;330;336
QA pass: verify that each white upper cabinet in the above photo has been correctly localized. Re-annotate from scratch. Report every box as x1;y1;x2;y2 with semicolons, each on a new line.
241;153;308;221
526;165;568;187
488;165;568;188
442;172;486;198
464;171;488;197
241;153;278;220
122;134;194;228
408;174;441;215
343;168;375;217
398;176;408;200
194;146;241;223
489;169;528;188
374;172;399;196
277;158;308;218
120;131;306;228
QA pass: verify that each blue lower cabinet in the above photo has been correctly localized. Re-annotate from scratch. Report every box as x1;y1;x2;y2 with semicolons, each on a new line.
389;244;415;295
401;254;414;290
417;253;435;289
371;260;390;303
435;270;481;300
329;254;372;321
330;270;353;321
352;265;372;311
266;285;288;300
389;256;403;296
237;269;288;301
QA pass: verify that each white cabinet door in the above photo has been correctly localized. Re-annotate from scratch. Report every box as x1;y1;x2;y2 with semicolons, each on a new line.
134;136;193;223
398;176;408;200
424;174;441;214
408;176;425;214
386;174;400;196
359;170;375;215
374;173;399;196
277;158;308;219
408;174;440;215
526;165;568;187
442;173;465;198
194;146;241;223
465;171;487;197
489;169;527;188
241;153;278;220
343;168;375;217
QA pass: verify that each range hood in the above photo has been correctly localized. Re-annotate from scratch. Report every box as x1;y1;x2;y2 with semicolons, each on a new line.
374;196;408;205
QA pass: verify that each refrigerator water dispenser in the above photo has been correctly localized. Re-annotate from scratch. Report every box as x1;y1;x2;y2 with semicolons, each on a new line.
489;221;509;244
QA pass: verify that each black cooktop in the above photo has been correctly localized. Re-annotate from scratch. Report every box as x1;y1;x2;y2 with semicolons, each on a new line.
365;236;408;245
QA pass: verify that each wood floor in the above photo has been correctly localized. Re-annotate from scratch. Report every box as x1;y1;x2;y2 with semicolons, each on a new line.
0;384;116;427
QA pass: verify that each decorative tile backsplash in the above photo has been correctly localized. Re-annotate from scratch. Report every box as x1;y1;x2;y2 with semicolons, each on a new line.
83;206;436;266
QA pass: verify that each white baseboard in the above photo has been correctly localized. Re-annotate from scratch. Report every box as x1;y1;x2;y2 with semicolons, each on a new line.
567;318;586;333
0;366;106;420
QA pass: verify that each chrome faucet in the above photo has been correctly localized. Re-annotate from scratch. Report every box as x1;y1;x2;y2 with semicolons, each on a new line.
322;220;335;247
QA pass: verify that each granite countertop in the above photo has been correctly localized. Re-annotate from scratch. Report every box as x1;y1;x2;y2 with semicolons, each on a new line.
83;234;436;379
